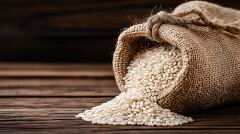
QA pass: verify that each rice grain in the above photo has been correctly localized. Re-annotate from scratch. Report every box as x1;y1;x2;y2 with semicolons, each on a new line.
76;44;193;126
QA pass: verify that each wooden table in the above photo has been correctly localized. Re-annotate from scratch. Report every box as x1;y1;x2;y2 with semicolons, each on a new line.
0;63;239;134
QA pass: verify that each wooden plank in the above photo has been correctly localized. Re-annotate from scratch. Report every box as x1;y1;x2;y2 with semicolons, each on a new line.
0;63;113;78
0;63;116;97
0;0;239;62
0;62;112;71
0;0;237;38
0;63;239;133
0;0;179;28
0;79;119;97
0;98;239;134
0;0;167;63
0;0;238;25
0;63;111;70
0;37;116;62
0;63;118;97
0;98;239;125
1;130;240;134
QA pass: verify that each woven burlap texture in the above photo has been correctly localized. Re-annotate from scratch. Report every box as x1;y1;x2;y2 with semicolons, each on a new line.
113;1;240;113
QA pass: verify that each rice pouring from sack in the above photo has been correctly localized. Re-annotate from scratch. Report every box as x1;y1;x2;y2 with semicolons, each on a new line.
76;44;193;126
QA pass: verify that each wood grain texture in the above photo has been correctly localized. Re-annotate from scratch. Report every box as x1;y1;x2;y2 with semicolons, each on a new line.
0;63;113;78
0;0;239;62
0;98;239;134
0;64;116;97
0;63;239;134
0;79;119;97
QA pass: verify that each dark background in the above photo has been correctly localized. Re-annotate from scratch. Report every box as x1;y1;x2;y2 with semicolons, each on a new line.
0;0;239;63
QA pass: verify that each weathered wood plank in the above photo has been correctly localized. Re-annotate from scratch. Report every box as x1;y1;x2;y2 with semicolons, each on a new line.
0;98;240;120
0;79;115;87
0;79;119;96
1;130;240;134
0;63;112;71
0;0;180;31
0;64;116;96
0;62;239;133
0;98;239;133
0;63;113;78
0;64;118;97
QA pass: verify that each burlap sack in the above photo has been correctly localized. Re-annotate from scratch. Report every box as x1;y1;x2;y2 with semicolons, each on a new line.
113;1;240;113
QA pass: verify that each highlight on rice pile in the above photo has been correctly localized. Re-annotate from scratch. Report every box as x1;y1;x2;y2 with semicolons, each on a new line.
76;43;193;126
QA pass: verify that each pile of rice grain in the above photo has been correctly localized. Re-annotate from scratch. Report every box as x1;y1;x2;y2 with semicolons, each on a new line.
76;44;193;126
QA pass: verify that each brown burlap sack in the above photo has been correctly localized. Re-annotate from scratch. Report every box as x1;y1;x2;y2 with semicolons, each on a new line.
113;1;240;113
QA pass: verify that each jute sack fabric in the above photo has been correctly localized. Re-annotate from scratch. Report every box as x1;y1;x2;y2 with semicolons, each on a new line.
113;1;240;113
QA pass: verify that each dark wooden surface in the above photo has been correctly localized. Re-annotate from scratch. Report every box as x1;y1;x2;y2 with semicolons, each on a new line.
0;63;239;134
0;0;239;62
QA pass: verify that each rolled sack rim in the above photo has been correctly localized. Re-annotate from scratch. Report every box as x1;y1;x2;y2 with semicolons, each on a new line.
112;23;199;102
